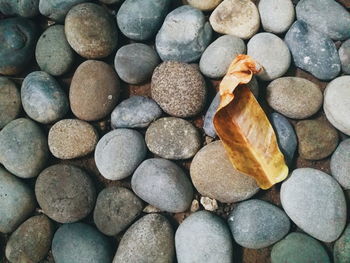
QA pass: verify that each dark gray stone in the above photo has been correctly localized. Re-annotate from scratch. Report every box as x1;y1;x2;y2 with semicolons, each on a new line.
331;139;350;190
0;77;21;129
339;39;350;74
0;0;39;17
100;0;124;4
39;0;88;22
334;224;350;263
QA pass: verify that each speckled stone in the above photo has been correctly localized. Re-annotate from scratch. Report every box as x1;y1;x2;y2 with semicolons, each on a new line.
285;20;341;80
331;139;350;189
145;117;201;160
186;0;222;10
70;60;120;121
281;168;346;242
65;3;118;58
131;158;193;213
35;164;96;223
21;71;69;124
0;118;48;178
0;0;39;17
151;61;206;117
334;224;350;263
113;214;175;263
0;77;21;129
52;223;113;263
156;5;212;62
175;211;233;263
93;186;143;236
190;141;259;203
5;215;53;263
0;17;38;75
111;96;162;129
339;39;350;74
0;167;36;233
48;119;99;159
114;43;160;84
39;0;88;22
95;129;146;180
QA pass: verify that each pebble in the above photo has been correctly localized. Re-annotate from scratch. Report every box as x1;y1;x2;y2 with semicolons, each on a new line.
296;119;338;160
271;232;331;263
111;96;162;129
70;60;120;121
113;214;174;263
209;0;260;40
187;0;222;10
0;0;39;17
39;0;88;22
339;39;350;74
52;223;113;263
0;118;48;178
65;3;118;58
247;33;291;81
280;168;346;242
151;61;206;118
334;224;350;263
266;77;323;119
93;186;143;236
117;0;170;41
35;164;96;223
155;5;212;62
324;76;350;136
0;167;36;233
190;141;259;203
35;25;74;76
175;211;233;263
200;196;218;211
0;18;38;75
131;158;193;213
95;129;146;180
114;43;160;84
145;117;201;160
21;71;69;124
5;215;53;263
48;119;99;159
296;0;350;40
199;35;246;78
258;0;295;34
100;0;124;4
331;139;350;189
0;77;21;129
285;20;341;80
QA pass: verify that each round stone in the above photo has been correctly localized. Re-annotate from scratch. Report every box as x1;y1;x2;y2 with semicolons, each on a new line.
93;186;143;236
35;164;96;223
151;61;206;118
0;118;48;178
334;224;350;263
145;117;201;160
5;215;53;263
199;35;246;79
247;32;291;81
48;119;99;160
266;77;323;119
35;25;74;76
131;158;193;213
114;43;160;84
281;168;347;242
39;0;88;22
324;76;350;136
70;60;120;121
331;139;350;189
209;0;260;39
0;167;36;233
21;71;69;124
190;141;259;203
95;129;146;180
156;5;212;62
339;39;350;74
113;214;174;263
0;0;39;17
0;77;21;129
65;3;118;58
186;0;222;10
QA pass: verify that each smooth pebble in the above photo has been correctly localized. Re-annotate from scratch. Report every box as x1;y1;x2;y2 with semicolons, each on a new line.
331;139;350;189
0;0;39;17
0;77;21;129
339;39;350;74
334;224;350;263
39;0;88;22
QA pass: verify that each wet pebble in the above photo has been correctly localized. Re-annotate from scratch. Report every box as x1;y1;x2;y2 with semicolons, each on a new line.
0;77;21;129
339;39;350;74
331;139;350;189
0;0;39;17
39;0;88;22
334;224;350;263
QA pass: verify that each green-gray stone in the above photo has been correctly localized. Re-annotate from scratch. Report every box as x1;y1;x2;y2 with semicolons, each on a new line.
334;224;350;263
0;77;21;129
0;0;39;17
39;0;89;22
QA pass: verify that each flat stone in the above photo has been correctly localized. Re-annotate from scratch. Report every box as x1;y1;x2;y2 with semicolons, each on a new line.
187;0;222;10
339;39;350;74
334;224;350;263
0;77;21;129
0;0;39;17
281;168;346;242
39;0;88;22
131;158;193;213
331;139;350;189
175;211;233;263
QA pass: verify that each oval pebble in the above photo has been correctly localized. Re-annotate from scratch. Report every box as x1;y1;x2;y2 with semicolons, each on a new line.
339;39;350;74
187;0;222;10
39;0;88;22
331;139;350;189
334;224;350;263
0;0;39;17
0;77;21;129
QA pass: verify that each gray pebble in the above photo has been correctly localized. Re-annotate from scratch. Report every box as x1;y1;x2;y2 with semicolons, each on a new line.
333;224;350;263
331;139;350;190
0;0;39;17
0;77;21;129
339;39;350;74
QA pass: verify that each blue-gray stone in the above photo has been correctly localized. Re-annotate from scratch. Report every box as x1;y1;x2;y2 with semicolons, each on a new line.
0;167;36;233
334;224;350;263
296;0;350;41
0;118;48;179
0;77;21;129
39;0;89;22
52;223;113;263
285;20;341;80
0;0;39;17
175;211;234;263
228;199;290;249
117;0;171;41
21;71;69;124
331;139;350;190
339;39;350;75
156;5;212;63
111;96;162;129
100;0;124;4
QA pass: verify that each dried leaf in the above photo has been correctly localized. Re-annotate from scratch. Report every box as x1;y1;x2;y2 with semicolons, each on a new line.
213;55;288;189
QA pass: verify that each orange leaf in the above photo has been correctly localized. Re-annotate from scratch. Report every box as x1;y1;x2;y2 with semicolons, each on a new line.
213;55;288;189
